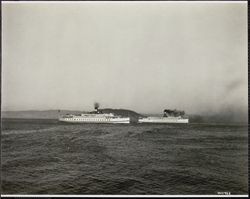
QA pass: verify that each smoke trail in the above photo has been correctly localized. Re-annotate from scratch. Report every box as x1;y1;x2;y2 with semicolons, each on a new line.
164;109;185;117
226;78;243;92
94;102;100;110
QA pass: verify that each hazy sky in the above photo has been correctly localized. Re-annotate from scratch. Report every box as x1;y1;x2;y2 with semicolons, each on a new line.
2;2;247;115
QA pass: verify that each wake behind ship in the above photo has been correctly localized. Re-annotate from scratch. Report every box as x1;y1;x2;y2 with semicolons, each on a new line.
58;103;130;124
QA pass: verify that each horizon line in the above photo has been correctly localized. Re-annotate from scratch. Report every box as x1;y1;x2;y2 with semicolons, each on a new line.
1;108;193;115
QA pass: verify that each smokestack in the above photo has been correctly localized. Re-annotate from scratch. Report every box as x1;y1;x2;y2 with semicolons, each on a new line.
94;102;100;111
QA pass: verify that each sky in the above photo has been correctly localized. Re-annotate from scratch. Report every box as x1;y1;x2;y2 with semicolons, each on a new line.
2;2;248;115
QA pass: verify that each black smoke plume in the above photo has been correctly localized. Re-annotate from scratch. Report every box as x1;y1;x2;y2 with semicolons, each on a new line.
164;109;185;117
94;102;100;110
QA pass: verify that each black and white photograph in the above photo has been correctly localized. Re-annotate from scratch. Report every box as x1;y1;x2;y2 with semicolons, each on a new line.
1;1;248;197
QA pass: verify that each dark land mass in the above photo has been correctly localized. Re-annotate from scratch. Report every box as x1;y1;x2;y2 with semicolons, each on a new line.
101;108;142;123
1;109;143;123
1;109;247;124
1;110;83;120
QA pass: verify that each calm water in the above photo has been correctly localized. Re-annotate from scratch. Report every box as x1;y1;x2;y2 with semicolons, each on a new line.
1;118;248;195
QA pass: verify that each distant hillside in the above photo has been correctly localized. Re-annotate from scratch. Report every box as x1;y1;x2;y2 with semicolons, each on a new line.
1;110;83;119
101;108;143;123
1;109;144;122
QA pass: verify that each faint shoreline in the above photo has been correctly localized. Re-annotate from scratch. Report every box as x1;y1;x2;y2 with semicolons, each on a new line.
1;109;248;124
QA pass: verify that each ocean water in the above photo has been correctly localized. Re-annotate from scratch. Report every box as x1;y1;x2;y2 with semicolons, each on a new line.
1;118;248;195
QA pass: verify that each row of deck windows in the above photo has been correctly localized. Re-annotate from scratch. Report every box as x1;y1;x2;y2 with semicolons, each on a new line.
65;118;110;121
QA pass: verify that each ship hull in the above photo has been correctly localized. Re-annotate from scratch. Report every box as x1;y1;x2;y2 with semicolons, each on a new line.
59;117;130;124
138;117;189;124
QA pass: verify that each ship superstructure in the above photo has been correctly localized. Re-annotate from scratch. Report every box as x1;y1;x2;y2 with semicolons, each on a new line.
138;109;189;124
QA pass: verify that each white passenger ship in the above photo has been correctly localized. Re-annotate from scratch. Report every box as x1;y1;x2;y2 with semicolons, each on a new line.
59;113;130;124
138;109;189;124
59;104;130;124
